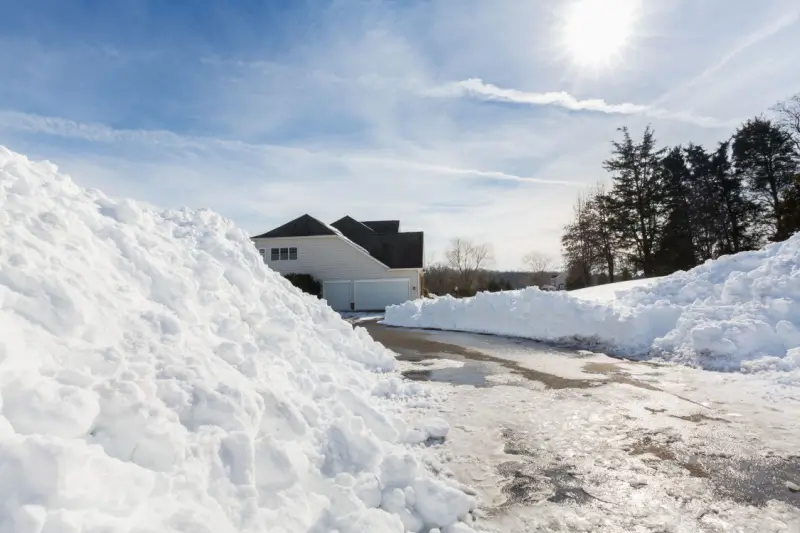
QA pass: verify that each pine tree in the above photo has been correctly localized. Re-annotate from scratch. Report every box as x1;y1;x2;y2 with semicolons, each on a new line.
710;141;759;254
604;126;666;277
682;143;719;261
654;146;697;273
779;173;800;236
733;117;798;240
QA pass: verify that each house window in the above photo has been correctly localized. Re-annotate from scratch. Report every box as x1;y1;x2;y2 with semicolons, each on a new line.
270;248;279;261
280;247;289;260
258;248;267;262
289;247;297;260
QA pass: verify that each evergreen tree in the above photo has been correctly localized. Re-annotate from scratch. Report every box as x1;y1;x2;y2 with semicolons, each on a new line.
779;173;800;236
710;141;759;254
655;146;697;273
683;143;719;261
733;117;798;240
604;126;666;277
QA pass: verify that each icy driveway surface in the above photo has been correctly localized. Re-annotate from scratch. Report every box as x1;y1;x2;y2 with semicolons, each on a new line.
363;322;800;533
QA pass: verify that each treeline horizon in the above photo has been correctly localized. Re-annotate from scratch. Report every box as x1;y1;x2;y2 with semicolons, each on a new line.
561;94;800;289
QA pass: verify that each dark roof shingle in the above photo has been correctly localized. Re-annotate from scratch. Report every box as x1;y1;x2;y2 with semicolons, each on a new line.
251;214;335;239
361;220;400;233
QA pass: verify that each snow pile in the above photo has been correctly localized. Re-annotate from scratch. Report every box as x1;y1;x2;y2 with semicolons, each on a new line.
0;147;476;533
386;237;800;376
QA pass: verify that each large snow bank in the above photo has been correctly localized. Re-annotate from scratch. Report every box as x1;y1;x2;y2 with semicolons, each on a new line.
0;147;476;532
386;238;800;376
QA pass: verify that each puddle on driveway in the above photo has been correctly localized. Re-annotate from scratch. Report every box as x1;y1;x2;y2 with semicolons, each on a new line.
402;363;494;388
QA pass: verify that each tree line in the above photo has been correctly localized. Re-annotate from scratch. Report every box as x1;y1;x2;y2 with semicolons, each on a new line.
424;238;559;296
561;94;800;289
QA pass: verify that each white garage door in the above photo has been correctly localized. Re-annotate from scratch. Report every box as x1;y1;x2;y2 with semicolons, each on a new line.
354;279;410;311
322;281;352;311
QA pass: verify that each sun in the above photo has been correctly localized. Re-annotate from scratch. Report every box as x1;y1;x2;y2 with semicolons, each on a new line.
562;0;639;68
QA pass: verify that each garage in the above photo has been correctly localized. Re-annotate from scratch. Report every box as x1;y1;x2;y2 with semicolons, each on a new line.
354;279;410;311
322;281;352;311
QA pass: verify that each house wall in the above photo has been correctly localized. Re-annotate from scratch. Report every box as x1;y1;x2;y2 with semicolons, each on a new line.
251;235;421;299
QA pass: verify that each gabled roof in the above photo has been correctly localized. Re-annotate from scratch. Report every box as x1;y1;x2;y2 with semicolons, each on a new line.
362;220;400;233
252;214;336;239
331;216;376;235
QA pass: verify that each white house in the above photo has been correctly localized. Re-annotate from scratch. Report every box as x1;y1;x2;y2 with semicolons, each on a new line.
252;214;423;311
550;271;568;290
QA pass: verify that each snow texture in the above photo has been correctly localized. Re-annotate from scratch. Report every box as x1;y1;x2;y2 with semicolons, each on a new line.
570;278;660;302
386;237;800;378
0;146;476;533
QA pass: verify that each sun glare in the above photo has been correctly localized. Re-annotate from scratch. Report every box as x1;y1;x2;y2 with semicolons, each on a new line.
563;0;639;69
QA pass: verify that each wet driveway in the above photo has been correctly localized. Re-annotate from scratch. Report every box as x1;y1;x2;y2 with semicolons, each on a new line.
360;321;800;518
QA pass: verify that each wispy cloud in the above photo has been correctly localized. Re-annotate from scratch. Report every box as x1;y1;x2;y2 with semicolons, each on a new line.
0;109;578;187
433;78;737;128
653;7;800;107
346;155;581;186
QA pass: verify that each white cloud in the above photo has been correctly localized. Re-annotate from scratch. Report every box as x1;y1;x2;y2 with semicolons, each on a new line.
432;78;737;128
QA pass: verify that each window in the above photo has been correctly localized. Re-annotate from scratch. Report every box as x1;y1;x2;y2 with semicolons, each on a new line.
258;248;267;262
267;246;297;261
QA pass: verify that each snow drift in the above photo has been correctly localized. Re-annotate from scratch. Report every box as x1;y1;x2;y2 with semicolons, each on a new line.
386;237;800;376
0;147;476;532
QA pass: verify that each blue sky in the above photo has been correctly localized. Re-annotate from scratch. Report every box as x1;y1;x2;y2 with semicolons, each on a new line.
2;0;799;268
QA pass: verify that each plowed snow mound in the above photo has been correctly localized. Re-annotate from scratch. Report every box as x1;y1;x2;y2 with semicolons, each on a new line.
386;237;800;379
0;146;476;533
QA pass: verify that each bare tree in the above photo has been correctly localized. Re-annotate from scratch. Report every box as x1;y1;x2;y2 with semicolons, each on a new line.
444;238;494;292
773;94;800;152
522;250;553;272
522;250;554;287
561;192;599;289
422;261;453;296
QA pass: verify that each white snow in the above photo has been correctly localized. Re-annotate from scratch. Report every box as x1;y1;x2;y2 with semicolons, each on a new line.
386;238;800;378
0;146;477;533
570;277;660;302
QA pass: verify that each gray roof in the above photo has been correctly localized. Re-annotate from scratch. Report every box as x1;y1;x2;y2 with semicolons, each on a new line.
252;214;335;238
254;214;423;269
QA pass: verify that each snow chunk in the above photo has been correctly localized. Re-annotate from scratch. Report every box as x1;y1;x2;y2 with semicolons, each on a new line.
422;418;450;439
0;146;476;532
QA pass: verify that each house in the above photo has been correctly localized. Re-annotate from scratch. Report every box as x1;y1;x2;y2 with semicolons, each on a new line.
252;214;424;311
550;271;568;290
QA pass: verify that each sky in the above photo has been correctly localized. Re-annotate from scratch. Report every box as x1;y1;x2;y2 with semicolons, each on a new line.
1;0;799;270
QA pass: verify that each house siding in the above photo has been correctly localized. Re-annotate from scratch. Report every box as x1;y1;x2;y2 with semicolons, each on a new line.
252;235;421;299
